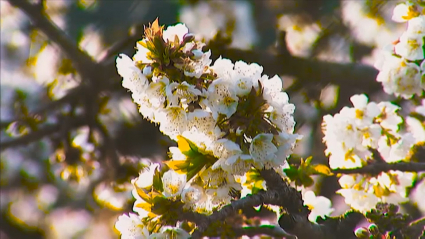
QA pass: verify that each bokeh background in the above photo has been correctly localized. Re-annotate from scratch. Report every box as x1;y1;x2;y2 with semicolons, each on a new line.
1;0;424;238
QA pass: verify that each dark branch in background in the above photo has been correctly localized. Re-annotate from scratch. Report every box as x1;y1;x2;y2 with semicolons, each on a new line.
333;161;425;175
3;0;121;150
6;0;122;123
7;0;99;80
97;24;146;64
0;116;87;149
207;32;381;95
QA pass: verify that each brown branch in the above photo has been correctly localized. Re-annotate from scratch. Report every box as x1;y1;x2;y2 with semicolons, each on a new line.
260;169;364;239
0;116;86;150
332;162;425;175
184;169;363;239
189;189;289;238
214;225;295;238
403;217;425;238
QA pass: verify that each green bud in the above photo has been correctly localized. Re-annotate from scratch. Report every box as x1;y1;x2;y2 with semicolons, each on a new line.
368;224;379;235
182;33;195;44
355;228;370;238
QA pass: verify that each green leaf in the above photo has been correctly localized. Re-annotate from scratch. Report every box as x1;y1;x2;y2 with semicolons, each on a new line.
299;175;314;187
251;180;265;194
177;135;199;156
134;201;152;212
304;156;313;165
245;168;262;183
135;187;152;203
151;196;172;215
152;168;163;192
283;167;298;181
310;164;334;176
166;136;218;181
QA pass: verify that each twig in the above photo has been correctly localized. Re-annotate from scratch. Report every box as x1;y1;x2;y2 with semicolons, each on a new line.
0;116;86;150
213;225;295;238
404;216;425;238
7;0;98;79
97;24;146;64
332;162;425;175
189;189;289;238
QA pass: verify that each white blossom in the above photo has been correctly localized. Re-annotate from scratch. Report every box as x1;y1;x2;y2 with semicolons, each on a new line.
415;99;425;116
249;133;278;168
406;116;425;143
338;189;379;213
132;163;160;188
303;191;334;222
377;102;402;133
183;50;212;78
146;76;169;110
376;55;422;98
162;170;187;198
157;106;188;140
115;213;150;239
392;2;418;23
149;226;190;239
117;54;149;93
181;185;208;210
206;78;238;119
381;133;415;163
134;40;152;64
395;32;425;61
413;178;425;212
162;23;189;43
165;81;202;107
407;16;425;35
349;94;380;127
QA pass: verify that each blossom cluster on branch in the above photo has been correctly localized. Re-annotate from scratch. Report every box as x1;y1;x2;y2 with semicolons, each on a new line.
376;1;425;98
321;0;425;214
322;94;417;212
115;19;301;238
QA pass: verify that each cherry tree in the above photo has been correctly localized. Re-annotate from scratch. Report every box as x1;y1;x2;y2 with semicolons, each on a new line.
2;0;424;238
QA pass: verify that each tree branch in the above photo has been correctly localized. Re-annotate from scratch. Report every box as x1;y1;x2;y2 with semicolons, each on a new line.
0;116;86;150
7;0;99;80
207;37;381;95
189;188;289;238
213;225;295;238
183;169;363;239
332;162;425;175
404;216;425;238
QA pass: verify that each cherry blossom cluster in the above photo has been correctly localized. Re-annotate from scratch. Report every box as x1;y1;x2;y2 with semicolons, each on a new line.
375;0;425;98
322;94;413;169
115;20;300;238
322;94;419;212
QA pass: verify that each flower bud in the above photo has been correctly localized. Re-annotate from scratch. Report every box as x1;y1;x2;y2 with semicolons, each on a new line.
182;33;195;44
355;227;370;238
143;66;152;76
191;49;203;60
368;224;379;236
